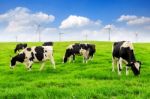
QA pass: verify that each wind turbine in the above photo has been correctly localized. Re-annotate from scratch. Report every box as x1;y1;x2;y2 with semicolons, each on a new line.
36;24;41;42
104;24;112;41
59;32;64;41
135;32;138;42
85;32;88;41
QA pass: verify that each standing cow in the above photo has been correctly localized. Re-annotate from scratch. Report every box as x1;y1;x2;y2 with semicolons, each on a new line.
63;43;96;63
14;43;27;53
10;46;55;71
112;41;141;76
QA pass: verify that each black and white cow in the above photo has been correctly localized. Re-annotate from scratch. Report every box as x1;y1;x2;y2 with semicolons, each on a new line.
11;46;55;71
63;43;96;63
42;42;53;46
112;41;141;76
14;43;27;53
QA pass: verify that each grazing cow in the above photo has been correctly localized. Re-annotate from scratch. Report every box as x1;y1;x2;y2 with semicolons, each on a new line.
112;41;141;76
42;42;53;46
10;46;55;71
63;43;96;63
14;43;27;53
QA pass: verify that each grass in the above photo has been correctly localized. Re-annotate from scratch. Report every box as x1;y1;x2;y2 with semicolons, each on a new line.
0;41;150;99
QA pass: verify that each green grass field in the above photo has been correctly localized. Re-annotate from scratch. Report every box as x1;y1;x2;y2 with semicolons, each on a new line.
0;41;150;99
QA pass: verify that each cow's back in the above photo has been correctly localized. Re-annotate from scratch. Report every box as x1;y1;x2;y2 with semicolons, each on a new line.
27;46;53;62
72;44;81;54
112;41;125;58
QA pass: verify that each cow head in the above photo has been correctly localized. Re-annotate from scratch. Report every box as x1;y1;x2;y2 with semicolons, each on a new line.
127;61;141;76
10;53;25;68
63;49;72;63
63;56;68;63
10;56;17;68
88;44;96;58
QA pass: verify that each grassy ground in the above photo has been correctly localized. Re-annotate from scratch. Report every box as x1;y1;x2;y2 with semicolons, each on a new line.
0;41;150;99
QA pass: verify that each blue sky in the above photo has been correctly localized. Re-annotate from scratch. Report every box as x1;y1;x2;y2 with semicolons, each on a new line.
1;0;150;25
0;0;150;42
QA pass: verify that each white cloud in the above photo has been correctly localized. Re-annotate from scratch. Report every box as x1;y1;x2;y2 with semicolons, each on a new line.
59;15;101;29
104;24;116;30
117;15;150;25
0;7;55;33
0;7;150;42
117;15;137;22
127;17;150;25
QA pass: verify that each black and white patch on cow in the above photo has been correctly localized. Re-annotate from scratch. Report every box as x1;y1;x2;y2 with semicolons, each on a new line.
112;41;141;76
63;43;96;63
14;43;27;53
42;42;53;46
10;46;55;71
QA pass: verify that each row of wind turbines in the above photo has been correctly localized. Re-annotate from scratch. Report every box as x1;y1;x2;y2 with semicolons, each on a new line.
14;24;139;42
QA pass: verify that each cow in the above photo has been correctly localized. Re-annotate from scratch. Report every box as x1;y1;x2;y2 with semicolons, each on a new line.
63;43;96;63
112;41;141;76
10;46;55;71
14;43;27;53
42;42;53;46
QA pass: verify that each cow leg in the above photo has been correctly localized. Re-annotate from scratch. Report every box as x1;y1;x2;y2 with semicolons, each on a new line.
126;66;129;76
117;60;121;75
72;55;75;62
24;62;29;69
27;61;33;71
50;55;56;69
84;57;88;63
82;53;85;63
119;58;123;71
86;51;90;63
40;62;45;71
85;57;87;63
83;57;85;63
24;61;31;70
81;50;87;63
70;54;75;63
112;57;115;72
69;55;72;63
89;55;94;60
83;56;88;63
83;51;89;63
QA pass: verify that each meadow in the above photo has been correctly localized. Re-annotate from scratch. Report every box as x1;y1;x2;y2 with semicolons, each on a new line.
0;41;150;99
